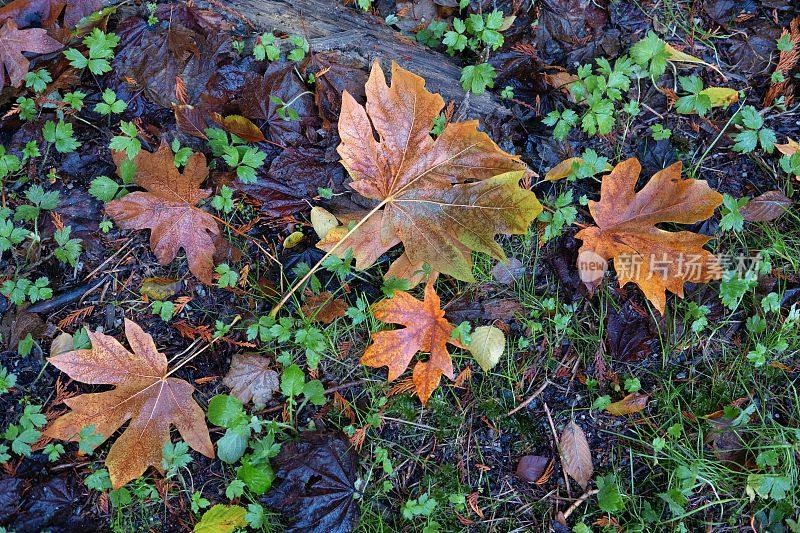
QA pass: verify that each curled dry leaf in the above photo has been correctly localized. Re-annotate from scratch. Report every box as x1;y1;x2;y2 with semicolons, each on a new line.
559;420;593;490
106;141;220;284
223;353;280;409
739;191;792;222
575;159;723;314
362;280;459;405
468;325;505;372
319;61;541;284
0;19;62;90
605;393;649;416
44;319;214;489
515;455;551;483
300;291;348;324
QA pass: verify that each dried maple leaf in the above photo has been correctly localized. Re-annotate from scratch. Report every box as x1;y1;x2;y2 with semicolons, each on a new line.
106;141;220;284
319;61;541;282
362;280;461;404
223;353;280;409
575;158;723;314
44;319;214;489
0;19;62;91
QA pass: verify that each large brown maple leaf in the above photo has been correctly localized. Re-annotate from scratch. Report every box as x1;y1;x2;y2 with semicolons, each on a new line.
106;141;220;284
319;61;541;282
362;280;461;404
44;319;214;489
0;18;62;90
575;158;723;314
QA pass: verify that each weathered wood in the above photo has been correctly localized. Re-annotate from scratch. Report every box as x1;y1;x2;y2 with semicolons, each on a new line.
227;0;510;118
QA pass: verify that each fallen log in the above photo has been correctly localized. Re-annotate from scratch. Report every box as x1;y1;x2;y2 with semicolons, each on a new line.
226;0;511;119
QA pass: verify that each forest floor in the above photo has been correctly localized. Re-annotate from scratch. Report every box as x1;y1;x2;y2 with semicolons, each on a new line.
0;0;799;532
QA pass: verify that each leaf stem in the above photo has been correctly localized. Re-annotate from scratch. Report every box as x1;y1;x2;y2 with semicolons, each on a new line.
269;198;390;317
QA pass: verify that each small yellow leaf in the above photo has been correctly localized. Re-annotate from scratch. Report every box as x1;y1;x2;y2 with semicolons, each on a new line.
699;87;738;109
545;157;582;181
665;43;725;78
499;15;516;31
194;504;247;533
468;325;505;372
140;277;181;300
50;332;73;357
545;157;614;181
310;206;339;239
283;231;304;249
605;393;649;416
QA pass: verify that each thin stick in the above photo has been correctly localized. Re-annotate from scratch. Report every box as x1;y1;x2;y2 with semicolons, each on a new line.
270;198;389;316
82;238;132;281
507;380;551;416
165;315;241;378
543;402;571;498
562;489;599;520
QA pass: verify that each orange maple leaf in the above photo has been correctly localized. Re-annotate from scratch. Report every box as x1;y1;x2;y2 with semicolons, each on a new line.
362;280;461;405
106;141;220;284
575;158;723;314
44;319;214;489
318;61;541;283
0;19;62;90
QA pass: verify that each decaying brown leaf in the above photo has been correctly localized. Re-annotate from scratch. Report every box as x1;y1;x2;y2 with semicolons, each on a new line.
300;291;348;324
0;0;103;29
223;353;280;409
559;420;593;489
739;191;792;222
0;18;62;90
515;455;551;483
319;61;542;284
44;319;214;489
106;141;220;284
362;280;460;405
605;393;649;416
112;5;231;110
239;63;315;146
575;158;723;314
